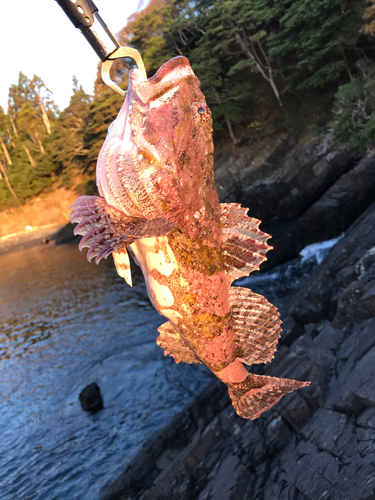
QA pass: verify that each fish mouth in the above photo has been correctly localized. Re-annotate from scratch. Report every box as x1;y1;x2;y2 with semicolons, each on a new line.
131;56;196;104
146;56;194;86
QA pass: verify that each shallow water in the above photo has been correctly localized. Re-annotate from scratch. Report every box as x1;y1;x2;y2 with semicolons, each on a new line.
0;236;340;499
0;244;213;500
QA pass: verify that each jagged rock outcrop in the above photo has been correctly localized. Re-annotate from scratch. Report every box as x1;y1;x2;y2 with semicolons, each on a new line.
214;132;375;271
216;131;355;224
263;156;375;269
101;202;375;500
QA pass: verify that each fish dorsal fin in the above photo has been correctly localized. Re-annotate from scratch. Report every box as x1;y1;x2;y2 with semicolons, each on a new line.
156;321;202;364
230;286;281;366
113;246;132;287
220;203;271;281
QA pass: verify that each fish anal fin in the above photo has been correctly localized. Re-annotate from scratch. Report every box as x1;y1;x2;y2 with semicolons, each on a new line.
230;286;281;366
70;195;175;264
157;321;201;364
221;203;271;280
228;373;310;419
113;246;132;287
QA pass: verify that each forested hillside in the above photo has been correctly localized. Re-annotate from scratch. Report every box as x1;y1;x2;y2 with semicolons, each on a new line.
0;0;373;210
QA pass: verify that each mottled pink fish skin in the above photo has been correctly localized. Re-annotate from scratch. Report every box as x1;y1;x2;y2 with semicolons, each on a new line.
97;56;221;246
96;56;248;381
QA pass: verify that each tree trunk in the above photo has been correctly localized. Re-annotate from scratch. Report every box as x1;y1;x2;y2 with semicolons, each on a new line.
39;101;51;135
10;116;19;137
0;160;20;203
23;144;36;167
213;89;238;145
6;128;16;148
35;131;45;154
235;32;283;108
223;110;238;145
0;136;12;165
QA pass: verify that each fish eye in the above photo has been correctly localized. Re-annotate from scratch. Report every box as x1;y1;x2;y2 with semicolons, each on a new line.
193;102;210;122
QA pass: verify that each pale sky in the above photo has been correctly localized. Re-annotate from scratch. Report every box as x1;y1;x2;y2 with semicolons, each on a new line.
0;0;143;112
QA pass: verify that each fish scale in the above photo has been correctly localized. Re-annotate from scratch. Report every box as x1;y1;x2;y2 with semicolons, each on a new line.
70;56;309;419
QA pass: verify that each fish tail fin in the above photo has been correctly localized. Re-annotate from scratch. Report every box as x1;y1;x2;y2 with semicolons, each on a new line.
228;373;310;420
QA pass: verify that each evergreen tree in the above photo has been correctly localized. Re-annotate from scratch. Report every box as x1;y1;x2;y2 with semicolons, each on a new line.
268;0;364;90
51;78;91;186
84;82;124;162
0;73;58;208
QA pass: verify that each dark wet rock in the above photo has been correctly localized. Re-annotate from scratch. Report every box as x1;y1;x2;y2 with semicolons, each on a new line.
79;382;104;413
281;202;375;329
293;157;375;243
334;343;375;411
100;381;228;500
358;407;375;430
263;156;375;269
219;132;354;226
301;408;358;459
279;315;304;346
54;222;80;245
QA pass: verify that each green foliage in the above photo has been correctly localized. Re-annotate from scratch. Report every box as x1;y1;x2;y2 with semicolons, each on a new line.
268;0;363;90
0;74;89;209
122;5;175;75
84;85;123;161
50;79;92;187
333;63;375;153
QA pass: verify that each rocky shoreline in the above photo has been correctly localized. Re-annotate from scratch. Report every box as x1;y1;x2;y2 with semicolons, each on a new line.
0;221;80;256
100;200;375;500
0;223;63;256
99;134;375;500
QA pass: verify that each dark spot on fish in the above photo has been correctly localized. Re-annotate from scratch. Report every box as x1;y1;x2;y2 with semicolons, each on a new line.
160;200;169;211
179;151;190;167
168;229;224;276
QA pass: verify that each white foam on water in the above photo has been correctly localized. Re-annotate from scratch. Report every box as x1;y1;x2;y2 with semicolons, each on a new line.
237;234;345;309
300;234;344;264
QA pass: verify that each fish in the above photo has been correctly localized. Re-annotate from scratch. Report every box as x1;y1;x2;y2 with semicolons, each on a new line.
70;56;309;419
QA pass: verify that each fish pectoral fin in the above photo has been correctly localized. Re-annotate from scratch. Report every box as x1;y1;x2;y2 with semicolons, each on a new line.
156;321;201;364
221;203;271;281
228;373;310;419
113;246;132;287
230;286;281;366
70;195;175;264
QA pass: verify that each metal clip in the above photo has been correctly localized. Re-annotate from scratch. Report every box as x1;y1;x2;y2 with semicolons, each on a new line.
55;0;147;97
101;47;147;98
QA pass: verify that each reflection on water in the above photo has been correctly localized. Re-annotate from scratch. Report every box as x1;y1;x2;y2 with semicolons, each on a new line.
0;244;213;500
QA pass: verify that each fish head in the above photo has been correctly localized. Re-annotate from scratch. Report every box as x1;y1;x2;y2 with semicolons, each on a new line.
97;56;220;242
129;56;213;172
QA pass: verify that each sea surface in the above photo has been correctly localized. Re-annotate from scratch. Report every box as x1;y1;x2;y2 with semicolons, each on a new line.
0;236;341;499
